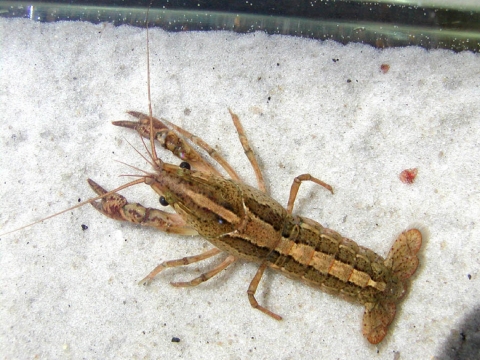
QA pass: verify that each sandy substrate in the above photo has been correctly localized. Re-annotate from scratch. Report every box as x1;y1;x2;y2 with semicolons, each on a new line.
0;18;479;359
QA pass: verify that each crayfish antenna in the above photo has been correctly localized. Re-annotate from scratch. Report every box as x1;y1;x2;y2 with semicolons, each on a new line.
144;4;163;173
0;178;146;237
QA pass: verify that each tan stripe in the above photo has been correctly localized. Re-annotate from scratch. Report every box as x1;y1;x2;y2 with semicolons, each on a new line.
329;260;353;282
307;249;386;290
184;188;239;223
310;251;335;274
275;237;294;255
349;269;371;288
241;209;280;249
290;242;315;266
367;279;386;291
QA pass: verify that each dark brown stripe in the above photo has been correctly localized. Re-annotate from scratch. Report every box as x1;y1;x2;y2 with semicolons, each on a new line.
240;185;286;232
218;234;274;261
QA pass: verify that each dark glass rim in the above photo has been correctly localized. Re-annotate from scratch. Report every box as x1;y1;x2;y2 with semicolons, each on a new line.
1;0;479;52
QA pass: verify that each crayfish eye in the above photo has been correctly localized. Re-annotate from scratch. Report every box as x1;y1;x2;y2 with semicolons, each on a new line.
179;161;191;170
159;196;169;206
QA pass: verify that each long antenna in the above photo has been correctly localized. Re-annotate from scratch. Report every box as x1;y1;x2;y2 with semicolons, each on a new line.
145;2;161;170
0;178;146;237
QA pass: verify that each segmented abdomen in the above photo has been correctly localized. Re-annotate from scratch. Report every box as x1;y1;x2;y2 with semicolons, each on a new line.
202;180;403;307
268;215;393;305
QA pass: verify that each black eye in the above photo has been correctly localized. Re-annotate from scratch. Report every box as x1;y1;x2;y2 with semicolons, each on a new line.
159;196;169;206
179;161;191;170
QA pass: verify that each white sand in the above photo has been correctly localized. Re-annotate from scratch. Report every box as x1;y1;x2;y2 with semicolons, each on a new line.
0;18;479;359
